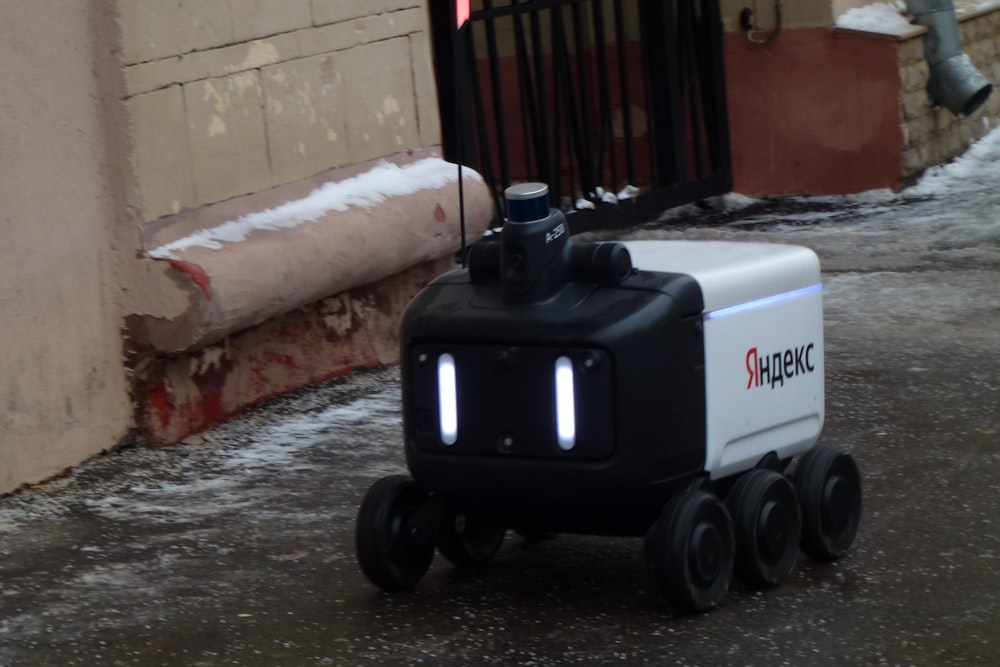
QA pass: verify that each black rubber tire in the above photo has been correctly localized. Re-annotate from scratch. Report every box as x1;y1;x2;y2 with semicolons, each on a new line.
355;475;435;591
794;446;862;560
645;489;734;613
437;510;506;568
726;469;802;588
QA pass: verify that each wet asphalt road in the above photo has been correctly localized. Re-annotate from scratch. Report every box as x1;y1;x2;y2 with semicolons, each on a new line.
1;183;999;666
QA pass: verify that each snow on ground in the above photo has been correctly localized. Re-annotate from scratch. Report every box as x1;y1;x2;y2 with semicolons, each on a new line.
0;368;405;532
905;124;1000;196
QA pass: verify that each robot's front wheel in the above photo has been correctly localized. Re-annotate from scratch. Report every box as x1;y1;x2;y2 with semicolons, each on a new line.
355;475;435;591
436;510;506;568
726;469;802;588
794;446;862;560
645;489;734;613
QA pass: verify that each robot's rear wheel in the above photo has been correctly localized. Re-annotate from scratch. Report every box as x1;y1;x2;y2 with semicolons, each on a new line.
355;475;435;591
645;489;734;613
436;510;506;568
726;469;802;588
794;446;862;560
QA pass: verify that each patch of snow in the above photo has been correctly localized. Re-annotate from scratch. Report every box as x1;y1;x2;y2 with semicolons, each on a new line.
617;185;641;199
712;192;761;210
906;125;1000;196
836;2;912;35
149;158;480;259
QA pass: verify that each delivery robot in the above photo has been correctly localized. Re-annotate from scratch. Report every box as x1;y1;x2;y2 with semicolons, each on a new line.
355;183;862;612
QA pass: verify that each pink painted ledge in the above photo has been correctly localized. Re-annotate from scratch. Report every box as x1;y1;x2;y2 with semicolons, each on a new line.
132;147;493;354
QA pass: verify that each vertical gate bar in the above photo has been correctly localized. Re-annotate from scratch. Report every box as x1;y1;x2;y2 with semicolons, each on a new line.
679;0;705;178
612;0;636;186
551;5;569;206
639;0;673;188
431;0;460;163
667;0;687;186
648;0;685;187
530;8;556;193
554;3;588;204
483;1;512;190
465;21;503;217
572;1;597;200
591;0;618;190
512;0;539;183
700;0;732;180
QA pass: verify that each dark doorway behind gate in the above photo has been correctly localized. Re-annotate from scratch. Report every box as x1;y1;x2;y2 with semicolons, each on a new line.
430;0;733;232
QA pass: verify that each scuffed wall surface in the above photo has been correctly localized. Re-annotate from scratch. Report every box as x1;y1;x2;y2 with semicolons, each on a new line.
131;257;454;444
120;0;441;222
0;1;132;492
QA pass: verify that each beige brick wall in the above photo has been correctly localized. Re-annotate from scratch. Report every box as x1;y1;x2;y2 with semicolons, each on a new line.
120;1;440;222
898;8;1000;179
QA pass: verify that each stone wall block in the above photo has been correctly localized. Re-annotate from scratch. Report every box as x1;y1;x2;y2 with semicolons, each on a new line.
233;0;312;42
337;38;421;162
185;71;272;205
177;33;301;84
311;0;371;25
902;88;929;121
177;0;234;54
262;55;351;184
409;31;442;146
129;86;197;220
120;0;181;64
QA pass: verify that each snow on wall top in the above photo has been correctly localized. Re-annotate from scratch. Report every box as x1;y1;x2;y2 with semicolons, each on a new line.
149;157;481;260
836;1;1000;36
835;2;912;35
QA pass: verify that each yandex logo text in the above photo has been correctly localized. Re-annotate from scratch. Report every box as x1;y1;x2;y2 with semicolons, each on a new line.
746;344;816;389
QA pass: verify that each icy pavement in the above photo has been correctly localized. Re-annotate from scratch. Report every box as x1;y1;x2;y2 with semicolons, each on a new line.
2;129;999;666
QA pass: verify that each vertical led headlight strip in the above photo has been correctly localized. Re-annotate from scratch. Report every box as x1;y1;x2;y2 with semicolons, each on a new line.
555;356;576;451
438;353;458;445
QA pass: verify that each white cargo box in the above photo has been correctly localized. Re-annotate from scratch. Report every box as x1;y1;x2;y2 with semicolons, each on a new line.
623;240;825;479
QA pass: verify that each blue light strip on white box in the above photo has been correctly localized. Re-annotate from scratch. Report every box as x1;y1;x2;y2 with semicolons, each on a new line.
704;283;822;320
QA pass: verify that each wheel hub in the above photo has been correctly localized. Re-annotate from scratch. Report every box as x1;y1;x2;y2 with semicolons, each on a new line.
690;521;722;582
822;474;852;530
758;499;788;559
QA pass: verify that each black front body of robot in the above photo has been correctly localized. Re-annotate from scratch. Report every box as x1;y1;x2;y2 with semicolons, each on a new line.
401;253;707;537
354;202;862;612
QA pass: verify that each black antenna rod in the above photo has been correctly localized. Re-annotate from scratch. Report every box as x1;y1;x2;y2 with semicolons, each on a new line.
455;1;470;267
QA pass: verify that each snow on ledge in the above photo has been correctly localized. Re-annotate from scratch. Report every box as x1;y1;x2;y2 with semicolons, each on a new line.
150;158;481;260
835;2;913;36
836;1;1000;36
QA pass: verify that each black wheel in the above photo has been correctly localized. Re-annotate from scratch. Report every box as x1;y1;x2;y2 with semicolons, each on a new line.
437;510;506;568
355;475;435;591
645;490;734;613
726;469;802;588
793;446;862;560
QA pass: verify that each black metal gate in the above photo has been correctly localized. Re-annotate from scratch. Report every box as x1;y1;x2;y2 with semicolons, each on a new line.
431;0;732;232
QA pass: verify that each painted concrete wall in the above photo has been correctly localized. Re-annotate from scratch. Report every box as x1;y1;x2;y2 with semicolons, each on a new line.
1;1;491;490
725;28;905;195
0;1;133;493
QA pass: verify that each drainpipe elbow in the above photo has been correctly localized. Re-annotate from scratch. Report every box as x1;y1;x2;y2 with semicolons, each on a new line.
906;0;993;117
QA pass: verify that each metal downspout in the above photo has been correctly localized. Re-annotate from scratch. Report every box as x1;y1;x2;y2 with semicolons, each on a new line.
906;0;993;117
